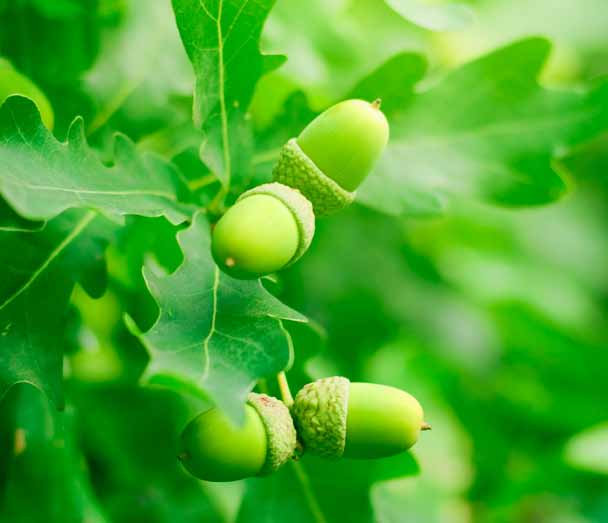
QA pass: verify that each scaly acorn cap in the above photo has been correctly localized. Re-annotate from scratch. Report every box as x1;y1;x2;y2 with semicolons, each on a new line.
292;377;430;460
248;392;298;475
273;99;389;216
238;182;315;266
291;376;350;459
273;139;356;216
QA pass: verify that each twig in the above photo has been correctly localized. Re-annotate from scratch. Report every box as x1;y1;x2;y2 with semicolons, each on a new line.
277;371;294;408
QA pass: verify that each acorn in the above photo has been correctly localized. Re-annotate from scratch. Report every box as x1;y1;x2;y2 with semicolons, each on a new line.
212;182;315;279
0;58;54;130
179;393;297;482
273;99;389;215
292;377;430;460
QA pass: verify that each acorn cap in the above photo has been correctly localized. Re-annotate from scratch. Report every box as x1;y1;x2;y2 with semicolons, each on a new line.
247;392;297;475
291;376;350;459
238;182;315;265
273;139;356;216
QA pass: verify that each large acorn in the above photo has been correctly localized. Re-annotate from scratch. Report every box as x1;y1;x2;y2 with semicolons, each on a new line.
273;99;389;215
292;377;429;460
179;393;297;482
212;182;315;280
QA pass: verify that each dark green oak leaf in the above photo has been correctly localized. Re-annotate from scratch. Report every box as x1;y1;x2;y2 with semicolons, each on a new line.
358;37;608;214
0;210;115;408
172;0;285;193
0;96;192;223
237;455;419;523
0;384;108;523
139;212;306;421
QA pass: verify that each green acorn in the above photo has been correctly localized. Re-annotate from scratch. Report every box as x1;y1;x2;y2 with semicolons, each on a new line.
212;182;315;279
292;377;430;460
0;58;54;130
179;393;297;482
273;99;389;215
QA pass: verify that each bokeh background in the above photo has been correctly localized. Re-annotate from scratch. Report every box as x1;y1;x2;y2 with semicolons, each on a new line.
1;1;607;522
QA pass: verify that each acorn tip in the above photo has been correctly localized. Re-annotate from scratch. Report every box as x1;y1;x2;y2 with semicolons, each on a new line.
371;98;382;109
225;257;236;268
421;422;432;431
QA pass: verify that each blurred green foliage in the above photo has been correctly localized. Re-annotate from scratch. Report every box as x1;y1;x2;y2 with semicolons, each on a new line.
1;0;607;522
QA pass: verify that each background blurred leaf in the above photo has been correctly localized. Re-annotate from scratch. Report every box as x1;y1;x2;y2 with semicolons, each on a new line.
384;0;474;31
238;455;418;523
85;0;193;141
0;385;108;523
0;0;115;133
359;38;608;213
557;133;608;188
565;423;608;475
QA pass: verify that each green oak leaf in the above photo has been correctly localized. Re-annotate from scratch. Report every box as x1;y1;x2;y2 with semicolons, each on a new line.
139;212;306;421
0;96;193;223
0;210;115;408
384;0;474;31
0;384;109;523
172;0;284;192
237;455;419;523
358;38;608;214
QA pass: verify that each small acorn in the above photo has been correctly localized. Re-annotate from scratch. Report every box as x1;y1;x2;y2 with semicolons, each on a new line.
273;99;389;215
292;377;430;460
212;182;315;279
179;393;297;482
0;58;54;130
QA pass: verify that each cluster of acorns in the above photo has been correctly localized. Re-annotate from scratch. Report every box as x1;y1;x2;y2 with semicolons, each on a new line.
179;100;430;482
180;378;430;482
211;98;389;280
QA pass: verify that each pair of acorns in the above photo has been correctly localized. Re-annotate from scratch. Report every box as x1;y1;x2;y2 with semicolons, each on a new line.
179;377;430;482
212;98;390;279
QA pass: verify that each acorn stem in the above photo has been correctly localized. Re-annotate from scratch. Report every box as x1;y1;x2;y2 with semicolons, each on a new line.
277;371;294;408
421;422;432;431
